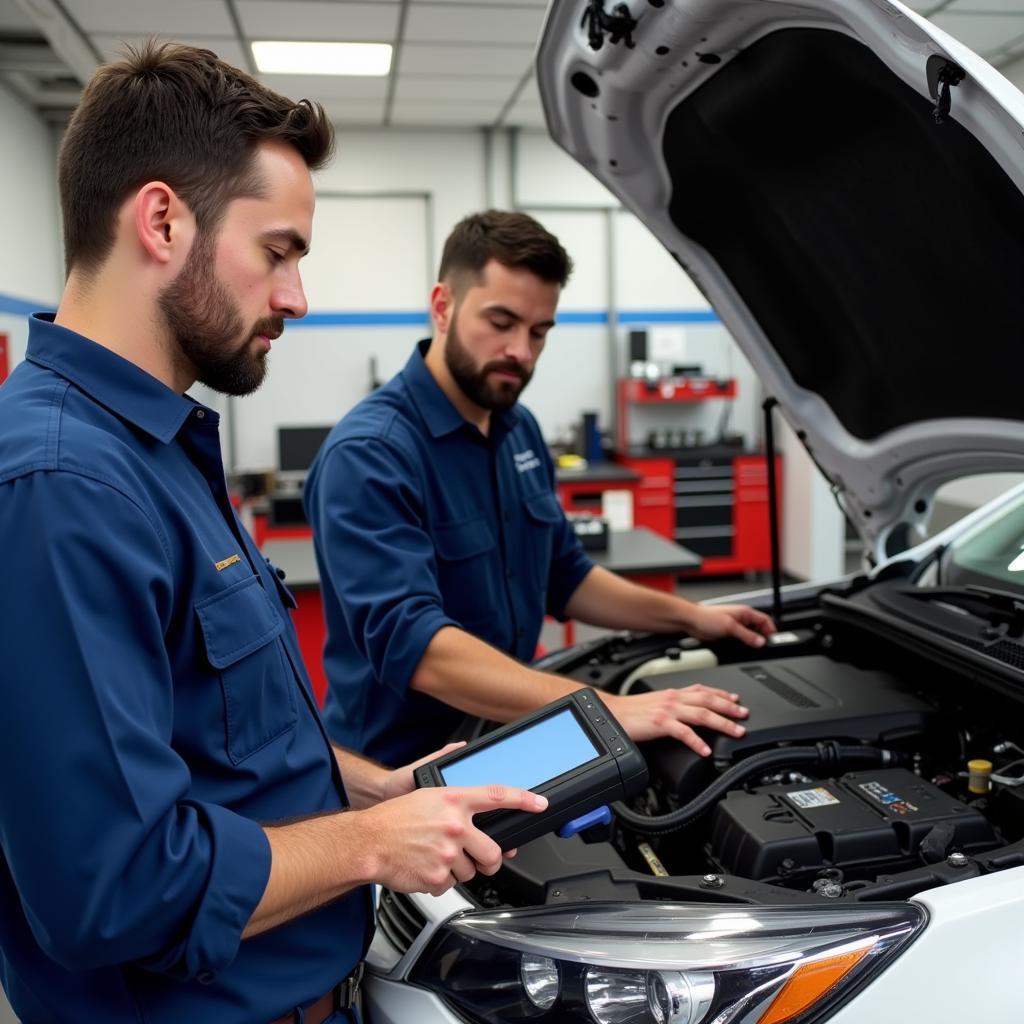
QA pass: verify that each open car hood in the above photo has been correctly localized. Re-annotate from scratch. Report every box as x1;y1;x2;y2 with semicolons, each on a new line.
537;0;1024;562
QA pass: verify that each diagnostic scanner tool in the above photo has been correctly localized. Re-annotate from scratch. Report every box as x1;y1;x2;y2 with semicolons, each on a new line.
414;689;648;849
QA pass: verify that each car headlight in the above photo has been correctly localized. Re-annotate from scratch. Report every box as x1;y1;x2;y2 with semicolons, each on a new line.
409;901;925;1024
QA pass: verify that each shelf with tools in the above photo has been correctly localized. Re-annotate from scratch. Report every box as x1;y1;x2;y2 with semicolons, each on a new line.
612;377;779;576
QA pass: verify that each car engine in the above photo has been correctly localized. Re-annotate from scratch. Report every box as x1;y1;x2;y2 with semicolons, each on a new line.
464;606;1024;911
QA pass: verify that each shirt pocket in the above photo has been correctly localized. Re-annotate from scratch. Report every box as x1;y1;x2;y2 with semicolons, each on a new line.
195;574;298;765
521;492;562;593
433;515;499;628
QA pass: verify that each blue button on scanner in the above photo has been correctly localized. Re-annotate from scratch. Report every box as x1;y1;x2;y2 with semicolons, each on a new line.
557;804;612;838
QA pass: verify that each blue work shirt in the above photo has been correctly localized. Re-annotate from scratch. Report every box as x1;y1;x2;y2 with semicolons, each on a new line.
305;339;594;767
0;314;369;1023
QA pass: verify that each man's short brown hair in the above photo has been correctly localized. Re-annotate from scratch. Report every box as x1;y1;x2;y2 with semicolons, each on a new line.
58;41;335;277
438;210;573;293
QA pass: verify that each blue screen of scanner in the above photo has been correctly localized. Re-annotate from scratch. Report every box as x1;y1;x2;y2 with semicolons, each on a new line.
440;708;601;791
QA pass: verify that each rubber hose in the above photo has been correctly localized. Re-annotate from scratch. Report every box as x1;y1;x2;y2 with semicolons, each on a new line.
613;742;894;836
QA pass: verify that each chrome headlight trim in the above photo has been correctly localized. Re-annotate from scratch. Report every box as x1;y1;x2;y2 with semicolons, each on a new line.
440;900;924;972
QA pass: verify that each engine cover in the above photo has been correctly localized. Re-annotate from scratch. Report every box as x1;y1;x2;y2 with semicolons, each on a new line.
709;768;994;882
639;655;940;799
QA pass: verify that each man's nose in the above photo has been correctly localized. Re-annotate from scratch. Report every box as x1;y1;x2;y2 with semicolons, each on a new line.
502;326;533;364
272;267;308;320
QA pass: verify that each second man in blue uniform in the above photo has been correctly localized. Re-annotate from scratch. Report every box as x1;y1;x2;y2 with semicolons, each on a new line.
306;210;776;768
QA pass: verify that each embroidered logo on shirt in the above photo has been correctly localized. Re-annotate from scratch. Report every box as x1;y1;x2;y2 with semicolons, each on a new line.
514;449;541;473
214;554;242;571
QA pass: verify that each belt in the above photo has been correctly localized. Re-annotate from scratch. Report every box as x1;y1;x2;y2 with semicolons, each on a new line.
270;962;364;1024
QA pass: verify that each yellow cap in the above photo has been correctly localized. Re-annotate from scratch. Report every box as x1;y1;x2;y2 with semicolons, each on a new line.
967;759;993;795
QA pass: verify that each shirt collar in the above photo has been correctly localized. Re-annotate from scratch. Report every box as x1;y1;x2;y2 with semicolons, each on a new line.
26;313;204;444
402;338;522;441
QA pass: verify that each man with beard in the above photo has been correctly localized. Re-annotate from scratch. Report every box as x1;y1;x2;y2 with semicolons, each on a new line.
305;210;775;770
0;49;546;1024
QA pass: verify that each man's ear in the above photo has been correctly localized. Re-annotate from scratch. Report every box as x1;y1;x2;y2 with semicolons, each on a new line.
133;182;193;265
429;281;455;335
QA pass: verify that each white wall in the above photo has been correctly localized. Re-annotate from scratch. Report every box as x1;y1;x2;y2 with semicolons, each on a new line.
0;84;60;1024
0;83;62;368
0;101;821;578
234;127;765;476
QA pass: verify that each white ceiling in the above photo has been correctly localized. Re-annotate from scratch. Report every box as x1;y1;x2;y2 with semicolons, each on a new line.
1;0;1023;129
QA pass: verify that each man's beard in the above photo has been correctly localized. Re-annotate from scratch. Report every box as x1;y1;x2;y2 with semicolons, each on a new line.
158;232;281;397
444;313;532;412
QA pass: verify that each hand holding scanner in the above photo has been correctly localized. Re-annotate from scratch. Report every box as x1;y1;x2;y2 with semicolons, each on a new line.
414;689;648;850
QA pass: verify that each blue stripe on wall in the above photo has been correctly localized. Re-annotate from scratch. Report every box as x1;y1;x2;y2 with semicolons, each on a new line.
0;294;46;316
295;311;431;327
287;309;721;328
0;294;722;328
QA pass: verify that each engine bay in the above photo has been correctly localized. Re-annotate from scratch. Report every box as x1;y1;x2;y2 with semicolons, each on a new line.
465;602;1024;911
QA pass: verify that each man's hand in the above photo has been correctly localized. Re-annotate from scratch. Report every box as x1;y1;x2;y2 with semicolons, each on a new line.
601;685;749;756
360;785;547;897
381;741;467;802
686;603;776;648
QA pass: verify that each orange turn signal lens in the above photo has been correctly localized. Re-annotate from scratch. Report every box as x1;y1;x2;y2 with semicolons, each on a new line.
757;943;873;1024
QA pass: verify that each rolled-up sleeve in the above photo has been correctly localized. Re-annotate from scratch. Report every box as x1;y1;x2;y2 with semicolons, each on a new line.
0;471;271;980
309;438;459;696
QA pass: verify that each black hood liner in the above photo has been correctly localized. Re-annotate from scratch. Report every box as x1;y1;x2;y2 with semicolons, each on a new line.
664;28;1024;441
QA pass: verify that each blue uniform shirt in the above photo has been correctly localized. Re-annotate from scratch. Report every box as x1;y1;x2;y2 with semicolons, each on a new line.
305;340;594;767
0;315;368;1023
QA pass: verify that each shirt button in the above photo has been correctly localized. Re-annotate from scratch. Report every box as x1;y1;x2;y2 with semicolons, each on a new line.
197;970;216;985
195;409;205;419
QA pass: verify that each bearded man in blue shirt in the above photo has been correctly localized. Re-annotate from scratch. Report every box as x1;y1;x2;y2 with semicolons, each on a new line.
0;45;545;1024
306;210;776;770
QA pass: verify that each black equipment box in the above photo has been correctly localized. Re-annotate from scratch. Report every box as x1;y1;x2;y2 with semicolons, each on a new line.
415;689;647;850
710;768;995;881
569;514;609;552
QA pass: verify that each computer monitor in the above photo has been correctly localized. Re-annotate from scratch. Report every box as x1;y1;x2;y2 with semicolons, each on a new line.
277;425;333;472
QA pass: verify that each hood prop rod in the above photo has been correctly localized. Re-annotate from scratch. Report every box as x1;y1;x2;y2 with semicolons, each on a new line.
763;397;783;626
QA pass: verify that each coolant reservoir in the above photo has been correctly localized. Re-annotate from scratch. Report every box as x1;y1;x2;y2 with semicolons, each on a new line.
620;647;719;694
967;758;993;795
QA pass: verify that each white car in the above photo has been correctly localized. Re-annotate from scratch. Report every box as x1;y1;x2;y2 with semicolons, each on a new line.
364;2;1024;1021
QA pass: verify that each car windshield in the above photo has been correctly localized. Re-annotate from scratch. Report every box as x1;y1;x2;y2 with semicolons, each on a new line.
941;488;1024;596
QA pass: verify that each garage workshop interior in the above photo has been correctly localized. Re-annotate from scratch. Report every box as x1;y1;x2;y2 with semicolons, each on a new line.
3;1;1024;1022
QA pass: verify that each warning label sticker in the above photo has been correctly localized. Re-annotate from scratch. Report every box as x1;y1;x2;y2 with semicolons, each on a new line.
858;781;918;816
787;787;841;809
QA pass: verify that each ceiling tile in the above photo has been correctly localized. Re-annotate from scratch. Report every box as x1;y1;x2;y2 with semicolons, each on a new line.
513;75;540;105
63;0;234;36
398;43;532;76
930;11;1024;54
393;74;521;101
91;33;248;69
405;4;545;45
503;105;546;128
237;2;399;42
945;0;1024;11
409;0;547;5
0;0;40;34
321;96;386;123
259;73;388;100
390;103;499;126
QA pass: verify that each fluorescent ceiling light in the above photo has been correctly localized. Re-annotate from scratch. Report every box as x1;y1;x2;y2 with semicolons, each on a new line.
252;41;392;76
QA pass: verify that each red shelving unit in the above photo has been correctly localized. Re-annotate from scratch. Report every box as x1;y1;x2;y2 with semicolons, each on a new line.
615;376;737;450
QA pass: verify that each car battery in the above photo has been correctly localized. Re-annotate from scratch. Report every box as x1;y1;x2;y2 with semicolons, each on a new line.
709;768;995;881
